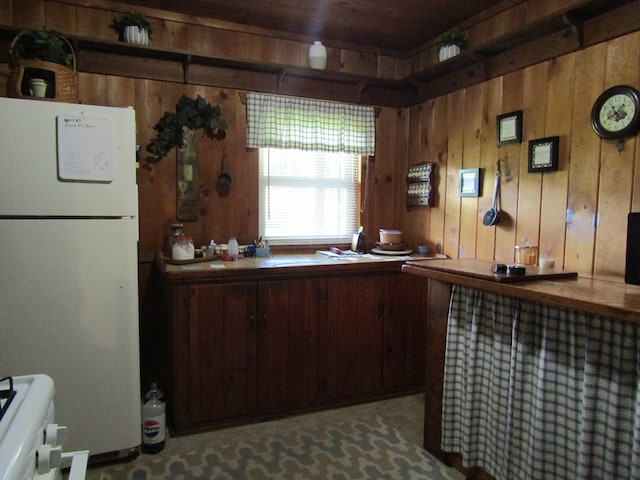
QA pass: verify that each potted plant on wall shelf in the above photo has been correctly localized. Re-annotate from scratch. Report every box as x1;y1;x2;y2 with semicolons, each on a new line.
7;29;77;102
110;10;154;45
435;29;469;62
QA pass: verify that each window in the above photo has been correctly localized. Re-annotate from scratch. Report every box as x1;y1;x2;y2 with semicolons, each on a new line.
259;148;361;246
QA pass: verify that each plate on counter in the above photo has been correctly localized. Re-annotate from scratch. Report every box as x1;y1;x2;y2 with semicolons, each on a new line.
371;247;413;256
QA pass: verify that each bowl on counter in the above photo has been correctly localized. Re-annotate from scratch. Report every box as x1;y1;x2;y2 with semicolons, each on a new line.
379;229;403;245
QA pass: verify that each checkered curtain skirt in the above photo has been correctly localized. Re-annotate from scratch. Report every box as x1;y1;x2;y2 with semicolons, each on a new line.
246;92;375;155
442;285;640;480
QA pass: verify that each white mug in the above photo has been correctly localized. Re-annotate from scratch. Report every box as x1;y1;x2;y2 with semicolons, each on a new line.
29;78;47;98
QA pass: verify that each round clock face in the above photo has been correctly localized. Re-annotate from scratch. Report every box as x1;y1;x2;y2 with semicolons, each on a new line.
591;85;640;139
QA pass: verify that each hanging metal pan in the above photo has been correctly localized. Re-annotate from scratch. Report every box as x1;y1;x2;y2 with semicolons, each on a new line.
216;147;231;192
483;164;501;226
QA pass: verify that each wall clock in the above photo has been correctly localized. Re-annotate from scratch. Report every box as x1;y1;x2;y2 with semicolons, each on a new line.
591;85;640;139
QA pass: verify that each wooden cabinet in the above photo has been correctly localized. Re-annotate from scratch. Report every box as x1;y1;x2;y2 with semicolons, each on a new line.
254;278;323;413
326;273;428;399
171;282;253;431
158;262;428;435
326;275;385;399
382;274;427;391
169;278;323;433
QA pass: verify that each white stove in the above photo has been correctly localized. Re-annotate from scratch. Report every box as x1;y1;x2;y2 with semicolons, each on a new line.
0;375;89;480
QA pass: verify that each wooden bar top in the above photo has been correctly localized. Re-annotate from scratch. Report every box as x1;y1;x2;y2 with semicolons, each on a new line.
402;258;640;324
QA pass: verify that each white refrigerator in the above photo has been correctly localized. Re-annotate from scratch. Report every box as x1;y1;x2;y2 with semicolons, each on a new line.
0;97;141;458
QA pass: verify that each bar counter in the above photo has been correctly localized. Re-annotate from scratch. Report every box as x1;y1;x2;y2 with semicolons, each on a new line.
402;258;640;324
402;257;640;479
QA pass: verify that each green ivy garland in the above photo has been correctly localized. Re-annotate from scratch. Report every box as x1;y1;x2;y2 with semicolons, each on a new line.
146;95;228;162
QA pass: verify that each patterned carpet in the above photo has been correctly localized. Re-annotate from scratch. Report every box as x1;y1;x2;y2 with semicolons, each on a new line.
85;394;464;480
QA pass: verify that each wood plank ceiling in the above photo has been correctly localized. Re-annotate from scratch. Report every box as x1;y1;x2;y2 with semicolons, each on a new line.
114;0;507;53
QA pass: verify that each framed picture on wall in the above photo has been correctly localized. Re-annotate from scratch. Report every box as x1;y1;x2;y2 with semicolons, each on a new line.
496;110;523;145
528;136;559;172
459;168;481;197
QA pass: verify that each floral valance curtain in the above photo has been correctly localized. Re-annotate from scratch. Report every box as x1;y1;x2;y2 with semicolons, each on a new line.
246;92;375;155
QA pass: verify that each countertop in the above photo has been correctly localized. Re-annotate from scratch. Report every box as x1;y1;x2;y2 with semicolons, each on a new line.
402;258;640;324
158;251;447;284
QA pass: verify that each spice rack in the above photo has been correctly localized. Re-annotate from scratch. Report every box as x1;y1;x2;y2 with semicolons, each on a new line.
406;162;434;207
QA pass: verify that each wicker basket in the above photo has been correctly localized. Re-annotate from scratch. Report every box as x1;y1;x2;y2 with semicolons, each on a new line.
6;31;77;103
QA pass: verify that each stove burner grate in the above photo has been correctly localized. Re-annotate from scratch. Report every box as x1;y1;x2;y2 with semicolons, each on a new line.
0;377;16;423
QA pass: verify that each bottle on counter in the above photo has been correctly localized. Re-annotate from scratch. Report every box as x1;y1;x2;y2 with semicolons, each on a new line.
166;223;184;256
172;235;195;260
228;236;239;258
141;383;165;454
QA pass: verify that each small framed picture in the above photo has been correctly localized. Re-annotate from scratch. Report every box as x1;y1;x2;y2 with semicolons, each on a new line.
528;136;559;172
459;168;481;197
496;110;523;145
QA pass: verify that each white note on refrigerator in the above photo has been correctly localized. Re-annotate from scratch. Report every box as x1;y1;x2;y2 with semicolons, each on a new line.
57;115;113;182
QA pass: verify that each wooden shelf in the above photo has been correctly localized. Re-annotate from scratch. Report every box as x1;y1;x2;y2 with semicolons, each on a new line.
0;0;637;107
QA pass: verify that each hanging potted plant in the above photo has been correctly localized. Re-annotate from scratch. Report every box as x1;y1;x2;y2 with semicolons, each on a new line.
435;29;469;62
146;94;228;162
7;29;77;102
146;94;228;221
110;10;154;45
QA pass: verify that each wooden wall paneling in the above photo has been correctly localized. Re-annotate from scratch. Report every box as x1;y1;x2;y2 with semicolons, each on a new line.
210;28;246;60
147;82;183;250
136;79;172;256
476;77;502;261
0;64;8;97
466;1;527;47
401;103;428;246
371;107;400;232
187;24;215;57
76;71;106;105
45;1;76;34
443;90;465;258
495;70;524;263
593;33;640;276
76;5;110;39
178;83;224;246
0;1;11;24
458;82;485;259
106;75;135;107
524;0;579;21
377;55;400;80
77;51;184;83
515;62;548;247
584;0;640;47
539;54;575;267
340;50;378;77
415;99;435;245
215;87;255;245
253;35;280;65
273;38;305;67
393;107;409;229
428;95;449;254
236;96;259;244
13;0;44;28
155;19;188;51
564;43;605;274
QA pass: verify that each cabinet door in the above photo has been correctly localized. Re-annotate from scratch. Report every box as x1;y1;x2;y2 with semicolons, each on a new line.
326;275;385;399
255;278;322;412
383;274;427;390
183;282;255;427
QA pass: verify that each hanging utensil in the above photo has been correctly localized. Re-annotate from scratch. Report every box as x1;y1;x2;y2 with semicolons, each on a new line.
482;161;501;226
216;147;231;193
